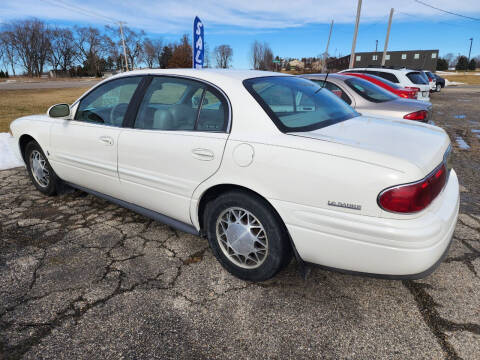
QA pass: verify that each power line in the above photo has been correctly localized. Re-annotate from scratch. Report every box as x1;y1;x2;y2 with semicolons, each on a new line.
39;0;118;24
414;0;480;21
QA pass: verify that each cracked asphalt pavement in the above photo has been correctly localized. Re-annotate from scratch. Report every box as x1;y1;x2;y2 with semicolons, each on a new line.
1;86;480;359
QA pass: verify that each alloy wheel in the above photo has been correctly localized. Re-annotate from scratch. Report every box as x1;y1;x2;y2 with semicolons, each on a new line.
30;150;50;188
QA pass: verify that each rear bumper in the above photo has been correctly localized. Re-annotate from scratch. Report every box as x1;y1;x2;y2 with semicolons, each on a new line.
271;170;460;278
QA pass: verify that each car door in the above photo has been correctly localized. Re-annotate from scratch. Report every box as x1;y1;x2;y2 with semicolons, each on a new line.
49;76;143;197
117;76;230;224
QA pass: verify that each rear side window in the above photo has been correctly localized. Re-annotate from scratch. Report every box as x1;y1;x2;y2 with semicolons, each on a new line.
344;77;397;103
244;76;358;133
406;72;428;85
134;76;228;132
375;71;399;83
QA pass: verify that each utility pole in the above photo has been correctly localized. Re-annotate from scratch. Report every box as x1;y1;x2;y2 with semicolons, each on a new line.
349;0;362;69
381;8;394;67
323;20;334;72
118;21;129;72
467;38;473;63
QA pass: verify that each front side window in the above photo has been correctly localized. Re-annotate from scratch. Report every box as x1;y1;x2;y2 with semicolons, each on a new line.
75;77;142;126
344;77;397;103
134;76;228;132
244;76;358;133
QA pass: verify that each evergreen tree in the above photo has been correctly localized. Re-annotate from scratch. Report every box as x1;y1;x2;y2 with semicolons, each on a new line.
455;56;468;71
436;58;448;71
468;59;477;71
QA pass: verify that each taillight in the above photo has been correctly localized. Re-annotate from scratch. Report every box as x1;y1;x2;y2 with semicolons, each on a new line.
378;164;447;213
404;110;428;121
406;86;420;92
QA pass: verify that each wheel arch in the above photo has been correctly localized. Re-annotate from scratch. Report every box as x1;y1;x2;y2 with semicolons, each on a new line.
19;134;38;162
197;183;288;234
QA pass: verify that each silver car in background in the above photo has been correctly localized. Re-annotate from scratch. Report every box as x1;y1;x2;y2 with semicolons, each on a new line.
301;74;432;122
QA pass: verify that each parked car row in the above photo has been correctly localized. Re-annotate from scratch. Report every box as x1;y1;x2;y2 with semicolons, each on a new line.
300;73;432;122
8;68;458;282
340;67;431;100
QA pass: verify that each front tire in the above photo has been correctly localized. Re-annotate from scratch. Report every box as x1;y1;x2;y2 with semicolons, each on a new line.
204;190;293;281
25;141;60;196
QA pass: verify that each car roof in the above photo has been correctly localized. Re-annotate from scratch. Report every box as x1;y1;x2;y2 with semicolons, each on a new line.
111;68;290;85
345;67;421;74
300;73;351;80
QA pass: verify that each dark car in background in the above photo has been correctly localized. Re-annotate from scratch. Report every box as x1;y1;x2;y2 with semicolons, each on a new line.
431;73;445;92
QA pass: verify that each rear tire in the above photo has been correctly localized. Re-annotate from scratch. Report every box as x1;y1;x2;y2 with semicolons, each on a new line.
25;141;60;196
204;190;293;281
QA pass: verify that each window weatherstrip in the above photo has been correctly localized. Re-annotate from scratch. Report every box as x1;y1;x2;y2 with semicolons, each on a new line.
194;87;206;131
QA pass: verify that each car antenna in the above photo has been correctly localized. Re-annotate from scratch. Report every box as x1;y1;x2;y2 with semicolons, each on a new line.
315;70;330;94
322;70;330;88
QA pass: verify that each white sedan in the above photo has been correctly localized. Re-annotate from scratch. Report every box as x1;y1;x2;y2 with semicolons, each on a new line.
9;69;459;281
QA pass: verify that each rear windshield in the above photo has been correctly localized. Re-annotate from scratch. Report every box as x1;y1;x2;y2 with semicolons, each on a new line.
243;76;359;132
344;77;397;103
406;72;428;85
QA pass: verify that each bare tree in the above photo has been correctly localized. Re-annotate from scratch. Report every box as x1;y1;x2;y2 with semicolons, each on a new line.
49;27;76;72
250;41;274;70
214;44;233;68
204;42;211;68
3;19;51;76
443;53;455;68
107;25;145;69
0;31;16;75
75;26;108;76
143;38;163;68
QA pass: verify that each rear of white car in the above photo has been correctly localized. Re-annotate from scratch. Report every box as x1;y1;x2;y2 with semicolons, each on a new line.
402;70;431;100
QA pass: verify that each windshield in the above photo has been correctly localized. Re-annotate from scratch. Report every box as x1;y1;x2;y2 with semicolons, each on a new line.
243;76;359;132
344;77;397;103
407;72;428;85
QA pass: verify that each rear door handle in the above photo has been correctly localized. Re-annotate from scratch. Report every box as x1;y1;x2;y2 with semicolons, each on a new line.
99;136;114;146
192;148;214;161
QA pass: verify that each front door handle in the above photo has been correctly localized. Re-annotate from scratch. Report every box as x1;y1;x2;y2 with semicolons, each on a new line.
99;136;114;146
192;148;214;161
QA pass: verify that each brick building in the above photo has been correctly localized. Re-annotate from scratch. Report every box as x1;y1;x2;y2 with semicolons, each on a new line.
327;49;439;72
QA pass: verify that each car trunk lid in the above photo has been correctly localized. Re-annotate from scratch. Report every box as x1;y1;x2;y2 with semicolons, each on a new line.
289;115;449;174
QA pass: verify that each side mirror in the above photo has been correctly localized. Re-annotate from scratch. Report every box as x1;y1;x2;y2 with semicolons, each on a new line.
48;104;70;118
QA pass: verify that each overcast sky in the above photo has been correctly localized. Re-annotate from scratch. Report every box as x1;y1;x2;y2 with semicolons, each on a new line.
2;0;480;68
